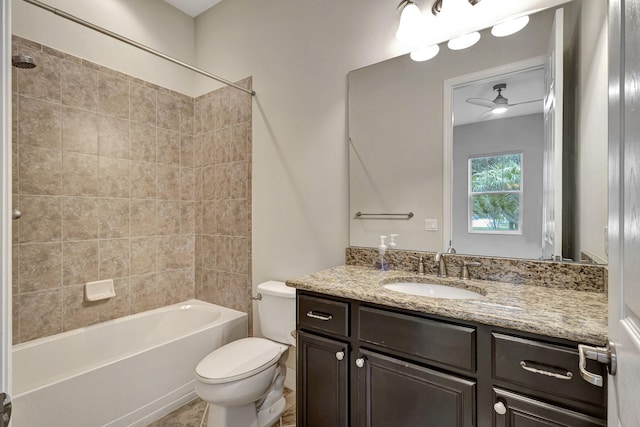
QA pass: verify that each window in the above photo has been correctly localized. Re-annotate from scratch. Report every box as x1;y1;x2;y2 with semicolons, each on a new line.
469;153;522;233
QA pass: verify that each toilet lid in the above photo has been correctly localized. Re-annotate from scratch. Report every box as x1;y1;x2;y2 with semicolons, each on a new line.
195;337;283;384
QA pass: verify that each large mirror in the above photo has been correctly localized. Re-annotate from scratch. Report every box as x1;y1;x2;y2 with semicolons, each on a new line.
348;0;608;264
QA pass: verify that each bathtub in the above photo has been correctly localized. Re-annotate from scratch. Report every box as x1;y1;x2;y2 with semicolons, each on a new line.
12;299;247;427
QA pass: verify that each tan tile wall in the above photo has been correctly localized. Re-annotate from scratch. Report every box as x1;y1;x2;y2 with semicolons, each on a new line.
11;36;200;343
194;79;253;331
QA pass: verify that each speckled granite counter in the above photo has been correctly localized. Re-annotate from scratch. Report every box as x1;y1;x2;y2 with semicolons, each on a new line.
286;265;608;346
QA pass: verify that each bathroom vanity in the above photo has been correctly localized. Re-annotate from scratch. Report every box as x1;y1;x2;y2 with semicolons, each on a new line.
288;264;608;427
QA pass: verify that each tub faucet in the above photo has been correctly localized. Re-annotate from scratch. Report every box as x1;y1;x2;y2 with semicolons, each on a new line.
434;252;447;277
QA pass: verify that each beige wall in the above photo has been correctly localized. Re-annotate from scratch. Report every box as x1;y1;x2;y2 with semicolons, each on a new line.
12;36;251;343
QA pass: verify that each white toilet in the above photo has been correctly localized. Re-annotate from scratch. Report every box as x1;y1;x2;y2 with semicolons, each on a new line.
195;281;296;427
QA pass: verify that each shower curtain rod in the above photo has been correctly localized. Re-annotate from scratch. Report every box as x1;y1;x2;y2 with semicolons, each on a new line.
22;0;255;96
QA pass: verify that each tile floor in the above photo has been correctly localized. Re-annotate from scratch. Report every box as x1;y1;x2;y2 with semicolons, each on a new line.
147;388;296;427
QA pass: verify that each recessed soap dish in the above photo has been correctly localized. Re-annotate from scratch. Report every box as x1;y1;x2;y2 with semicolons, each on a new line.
85;279;116;302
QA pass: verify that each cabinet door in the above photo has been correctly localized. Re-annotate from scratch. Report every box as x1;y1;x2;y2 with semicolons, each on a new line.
297;331;349;427
493;388;606;427
356;349;475;427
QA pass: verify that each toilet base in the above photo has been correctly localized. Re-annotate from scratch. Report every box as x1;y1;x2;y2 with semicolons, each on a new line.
206;396;286;427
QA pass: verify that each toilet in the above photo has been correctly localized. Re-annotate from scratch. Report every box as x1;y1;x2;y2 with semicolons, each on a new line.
195;281;296;427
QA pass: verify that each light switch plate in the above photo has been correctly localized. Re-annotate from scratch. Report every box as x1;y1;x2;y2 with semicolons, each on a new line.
425;219;438;231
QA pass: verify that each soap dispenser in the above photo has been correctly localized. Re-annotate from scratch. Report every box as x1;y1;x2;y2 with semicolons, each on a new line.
388;234;399;250
375;235;390;271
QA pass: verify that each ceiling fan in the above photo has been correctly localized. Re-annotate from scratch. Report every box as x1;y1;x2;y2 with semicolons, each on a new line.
465;83;542;120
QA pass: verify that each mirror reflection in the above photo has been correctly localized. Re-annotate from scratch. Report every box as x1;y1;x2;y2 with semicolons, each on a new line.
348;0;608;264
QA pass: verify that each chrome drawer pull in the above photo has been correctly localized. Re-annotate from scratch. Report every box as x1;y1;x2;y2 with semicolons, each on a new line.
493;401;507;415
355;358;365;368
306;311;333;321
520;360;573;380
335;351;344;361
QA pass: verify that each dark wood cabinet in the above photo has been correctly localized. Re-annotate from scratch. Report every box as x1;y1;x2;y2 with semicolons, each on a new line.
297;331;350;427
492;388;606;427
356;348;475;427
296;291;606;427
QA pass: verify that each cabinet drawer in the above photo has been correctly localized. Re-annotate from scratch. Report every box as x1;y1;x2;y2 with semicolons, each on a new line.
493;388;606;427
492;333;606;407
358;306;476;372
298;294;350;337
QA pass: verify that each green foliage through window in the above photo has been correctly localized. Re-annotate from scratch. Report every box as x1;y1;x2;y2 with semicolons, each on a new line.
469;153;522;232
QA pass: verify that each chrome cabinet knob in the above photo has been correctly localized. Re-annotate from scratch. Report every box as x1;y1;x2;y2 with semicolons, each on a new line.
335;351;344;361
355;358;365;368
494;401;507;415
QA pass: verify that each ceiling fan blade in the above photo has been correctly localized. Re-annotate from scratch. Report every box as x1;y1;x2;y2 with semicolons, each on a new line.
477;109;494;120
508;99;543;107
466;98;495;108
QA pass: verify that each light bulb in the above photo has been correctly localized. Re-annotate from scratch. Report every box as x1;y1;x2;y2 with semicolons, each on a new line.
447;32;481;50
396;2;424;43
492;106;508;114
491;15;530;37
410;44;440;62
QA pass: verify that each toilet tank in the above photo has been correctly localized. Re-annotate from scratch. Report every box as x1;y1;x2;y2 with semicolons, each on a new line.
257;281;296;345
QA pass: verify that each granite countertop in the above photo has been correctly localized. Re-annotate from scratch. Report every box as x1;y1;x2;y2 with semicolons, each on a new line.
286;265;608;346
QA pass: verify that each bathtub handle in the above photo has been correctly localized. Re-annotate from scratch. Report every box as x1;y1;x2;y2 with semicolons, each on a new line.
306;311;333;321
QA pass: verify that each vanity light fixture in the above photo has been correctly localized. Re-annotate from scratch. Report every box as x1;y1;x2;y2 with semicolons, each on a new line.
396;0;424;43
410;44;440;62
447;31;481;50
491;15;530;37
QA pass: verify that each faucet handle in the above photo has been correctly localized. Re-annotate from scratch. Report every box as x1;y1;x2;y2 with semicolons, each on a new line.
461;261;481;280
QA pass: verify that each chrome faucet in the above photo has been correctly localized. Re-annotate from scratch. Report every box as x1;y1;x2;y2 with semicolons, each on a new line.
434;252;447;277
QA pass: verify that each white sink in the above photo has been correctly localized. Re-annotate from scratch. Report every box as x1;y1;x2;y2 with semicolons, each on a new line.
383;282;483;300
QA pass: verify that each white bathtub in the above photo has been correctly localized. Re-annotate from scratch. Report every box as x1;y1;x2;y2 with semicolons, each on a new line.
11;299;247;427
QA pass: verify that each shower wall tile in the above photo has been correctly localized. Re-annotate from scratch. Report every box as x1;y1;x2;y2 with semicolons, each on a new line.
62;285;101;331
98;115;130;159
157;200;181;236
129;273;162;314
98;278;130;321
19;242;62;293
61;60;98;111
98;198;130;238
62;240;99;286
98;73;129;119
18;145;62;195
130;84;157;126
130;123;157;163
130;199;158;237
62;151;98;197
157;90;181;132
98;238;130;279
130;237;158;276
98;156;130;198
18;290;63;342
62;107;99;154
18;195;62;243
130;161;157;199
181;201;195;235
157;129;181;166
12;37;250;344
62;197;99;241
17;96;61;149
157;165;181;200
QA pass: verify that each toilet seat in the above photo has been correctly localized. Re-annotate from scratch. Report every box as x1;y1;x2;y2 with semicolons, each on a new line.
195;337;285;385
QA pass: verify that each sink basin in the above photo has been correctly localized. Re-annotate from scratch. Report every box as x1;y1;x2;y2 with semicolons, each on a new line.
383;282;483;300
